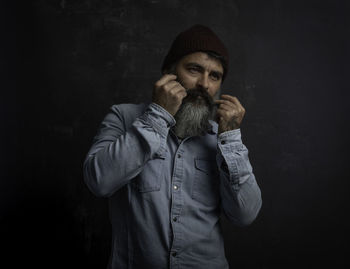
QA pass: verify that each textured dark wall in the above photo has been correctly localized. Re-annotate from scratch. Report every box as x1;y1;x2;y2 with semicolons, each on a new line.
1;0;349;268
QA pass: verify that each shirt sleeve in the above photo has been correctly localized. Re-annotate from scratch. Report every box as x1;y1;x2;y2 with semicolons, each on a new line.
83;103;175;197
216;129;262;227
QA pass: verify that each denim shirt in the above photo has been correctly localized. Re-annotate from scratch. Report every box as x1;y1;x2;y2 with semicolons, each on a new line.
83;103;262;269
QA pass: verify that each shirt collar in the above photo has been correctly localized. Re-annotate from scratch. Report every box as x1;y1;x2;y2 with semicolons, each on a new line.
207;120;218;135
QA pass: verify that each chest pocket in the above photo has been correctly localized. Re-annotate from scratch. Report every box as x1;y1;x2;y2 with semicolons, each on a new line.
131;155;165;193
192;158;220;207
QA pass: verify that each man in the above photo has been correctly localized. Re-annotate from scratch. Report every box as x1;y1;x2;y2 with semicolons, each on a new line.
83;25;262;269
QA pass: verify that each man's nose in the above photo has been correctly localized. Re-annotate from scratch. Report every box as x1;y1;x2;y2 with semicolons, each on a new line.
196;74;209;91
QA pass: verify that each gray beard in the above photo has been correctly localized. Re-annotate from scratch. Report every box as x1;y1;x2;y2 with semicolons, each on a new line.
173;100;213;139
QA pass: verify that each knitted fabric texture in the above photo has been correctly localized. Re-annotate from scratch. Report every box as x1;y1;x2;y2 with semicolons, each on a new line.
161;24;229;78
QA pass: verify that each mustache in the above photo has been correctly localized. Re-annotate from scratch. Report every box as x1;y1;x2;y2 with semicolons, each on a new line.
183;87;216;108
173;75;218;108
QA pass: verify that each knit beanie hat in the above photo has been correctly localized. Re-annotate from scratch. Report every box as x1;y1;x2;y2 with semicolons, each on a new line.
161;24;229;79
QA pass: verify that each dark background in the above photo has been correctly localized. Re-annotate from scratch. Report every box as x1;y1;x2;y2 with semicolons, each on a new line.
1;0;349;268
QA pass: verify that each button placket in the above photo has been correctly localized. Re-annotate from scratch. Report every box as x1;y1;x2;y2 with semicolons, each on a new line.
169;146;185;264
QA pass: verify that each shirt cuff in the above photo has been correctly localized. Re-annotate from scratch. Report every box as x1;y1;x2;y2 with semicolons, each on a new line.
217;129;246;186
135;103;175;158
218;129;242;146
139;103;176;135
150;102;176;126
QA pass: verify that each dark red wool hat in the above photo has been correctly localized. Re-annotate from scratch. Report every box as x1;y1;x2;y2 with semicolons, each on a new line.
161;24;229;79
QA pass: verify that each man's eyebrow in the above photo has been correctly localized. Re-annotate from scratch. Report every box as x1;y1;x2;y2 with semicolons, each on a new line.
185;62;204;69
185;62;223;77
210;70;223;78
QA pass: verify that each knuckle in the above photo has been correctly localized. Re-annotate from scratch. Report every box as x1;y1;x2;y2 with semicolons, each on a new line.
163;84;170;91
169;88;177;96
175;94;183;101
154;81;161;88
170;92;179;100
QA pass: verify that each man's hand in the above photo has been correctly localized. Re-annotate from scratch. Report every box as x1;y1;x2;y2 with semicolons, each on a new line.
152;74;187;116
214;95;245;134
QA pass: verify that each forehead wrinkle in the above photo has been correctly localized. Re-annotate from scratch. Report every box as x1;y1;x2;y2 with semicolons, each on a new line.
185;59;223;75
193;53;222;74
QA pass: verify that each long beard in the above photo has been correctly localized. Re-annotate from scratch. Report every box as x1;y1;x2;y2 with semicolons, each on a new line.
173;88;215;139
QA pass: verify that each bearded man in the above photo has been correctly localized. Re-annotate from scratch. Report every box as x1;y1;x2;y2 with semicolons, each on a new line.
83;25;262;269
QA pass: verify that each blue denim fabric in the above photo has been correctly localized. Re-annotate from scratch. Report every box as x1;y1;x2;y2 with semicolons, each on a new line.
83;103;262;269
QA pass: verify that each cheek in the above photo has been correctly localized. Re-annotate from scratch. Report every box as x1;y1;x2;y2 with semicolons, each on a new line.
178;74;197;89
209;87;221;99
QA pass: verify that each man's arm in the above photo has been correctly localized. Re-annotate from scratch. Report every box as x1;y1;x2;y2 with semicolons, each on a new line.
216;129;262;227
83;103;175;197
83;74;186;197
214;94;262;226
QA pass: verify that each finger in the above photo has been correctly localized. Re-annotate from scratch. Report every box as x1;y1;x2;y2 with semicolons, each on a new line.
217;103;234;112
155;74;177;88
170;88;187;102
220;95;244;109
170;85;187;96
214;99;236;108
163;80;180;91
178;90;188;99
216;108;231;118
221;95;245;113
220;94;239;102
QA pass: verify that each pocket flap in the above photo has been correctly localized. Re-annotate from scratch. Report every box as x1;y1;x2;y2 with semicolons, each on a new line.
194;159;213;174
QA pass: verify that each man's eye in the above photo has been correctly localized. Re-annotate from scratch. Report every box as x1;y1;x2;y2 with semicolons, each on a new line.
211;74;220;81
188;67;199;73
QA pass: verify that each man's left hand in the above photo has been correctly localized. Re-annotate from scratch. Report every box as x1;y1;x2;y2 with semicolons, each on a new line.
214;95;246;134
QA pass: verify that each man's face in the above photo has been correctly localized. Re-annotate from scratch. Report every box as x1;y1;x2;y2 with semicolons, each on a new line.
174;51;224;98
170;52;224;138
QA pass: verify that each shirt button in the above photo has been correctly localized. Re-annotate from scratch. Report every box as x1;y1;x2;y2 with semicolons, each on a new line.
173;217;177;222
172;252;177;257
221;140;226;144
173;185;178;190
177;154;181;158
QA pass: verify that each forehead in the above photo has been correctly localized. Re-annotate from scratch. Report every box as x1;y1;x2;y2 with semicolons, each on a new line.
178;52;224;73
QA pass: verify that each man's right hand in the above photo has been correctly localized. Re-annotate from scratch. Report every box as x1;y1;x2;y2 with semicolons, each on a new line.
152;74;187;116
